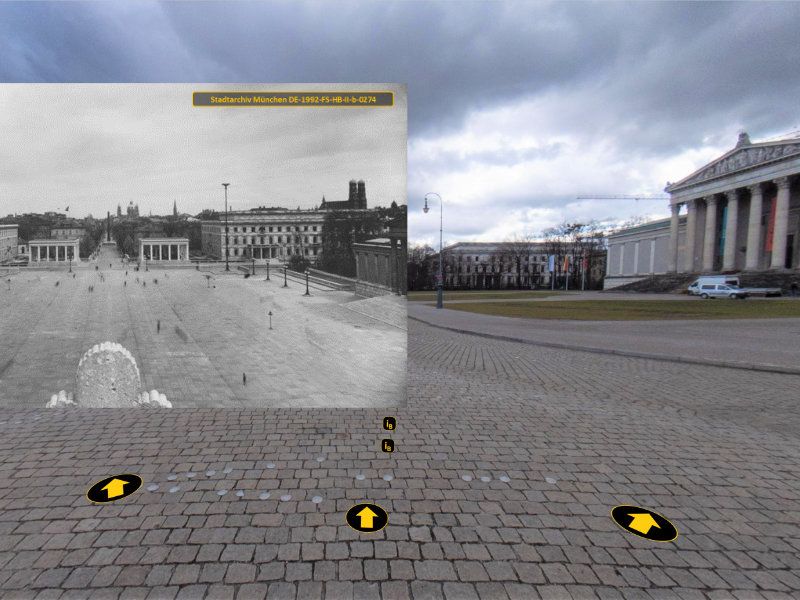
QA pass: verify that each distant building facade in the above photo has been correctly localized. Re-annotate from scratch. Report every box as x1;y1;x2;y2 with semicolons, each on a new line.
436;242;552;289
201;180;372;262
51;221;86;240
0;224;18;264
202;210;326;262
606;131;800;287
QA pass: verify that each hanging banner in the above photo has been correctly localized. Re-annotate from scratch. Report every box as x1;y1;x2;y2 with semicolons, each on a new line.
563;255;570;272
548;255;555;273
765;196;777;252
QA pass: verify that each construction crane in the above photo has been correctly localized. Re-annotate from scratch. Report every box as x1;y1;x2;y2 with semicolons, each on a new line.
576;194;670;205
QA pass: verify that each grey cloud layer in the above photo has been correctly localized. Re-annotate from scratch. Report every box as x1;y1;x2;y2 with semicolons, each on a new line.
1;1;798;241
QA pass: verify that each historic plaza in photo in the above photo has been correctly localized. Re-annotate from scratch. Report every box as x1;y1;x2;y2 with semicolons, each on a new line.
0;245;406;409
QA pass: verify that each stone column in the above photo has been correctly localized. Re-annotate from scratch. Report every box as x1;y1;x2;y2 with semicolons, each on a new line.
649;239;656;273
684;199;698;272
745;184;763;270
667;203;680;272
722;190;739;271
702;196;718;272
770;177;791;269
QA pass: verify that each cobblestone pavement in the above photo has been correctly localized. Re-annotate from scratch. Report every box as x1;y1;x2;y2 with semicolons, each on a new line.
1;320;799;599
0;255;405;408
409;302;800;373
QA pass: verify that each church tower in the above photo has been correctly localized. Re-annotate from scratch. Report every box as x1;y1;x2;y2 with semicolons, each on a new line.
173;200;177;217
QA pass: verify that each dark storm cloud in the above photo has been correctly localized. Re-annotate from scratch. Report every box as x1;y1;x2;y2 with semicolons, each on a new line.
1;1;798;242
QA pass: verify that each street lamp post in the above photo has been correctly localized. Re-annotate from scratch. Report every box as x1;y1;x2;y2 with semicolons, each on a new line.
223;183;230;271
304;270;310;296
283;267;288;288
266;261;270;281
423;193;444;309
268;310;273;330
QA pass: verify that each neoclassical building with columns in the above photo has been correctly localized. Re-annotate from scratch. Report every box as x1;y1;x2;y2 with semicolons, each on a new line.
606;132;800;286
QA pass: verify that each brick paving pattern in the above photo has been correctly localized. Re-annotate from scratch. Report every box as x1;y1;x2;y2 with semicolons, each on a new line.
1;304;799;597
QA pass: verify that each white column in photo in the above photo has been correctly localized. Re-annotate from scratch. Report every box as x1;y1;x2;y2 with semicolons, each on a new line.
722;190;739;271
702;196;718;272
667;203;680;273
745;184;763;270
770;177;791;269
684;199;698;272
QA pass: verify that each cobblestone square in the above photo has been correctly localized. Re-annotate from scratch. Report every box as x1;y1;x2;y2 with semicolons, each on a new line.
1;300;799;598
0;247;406;408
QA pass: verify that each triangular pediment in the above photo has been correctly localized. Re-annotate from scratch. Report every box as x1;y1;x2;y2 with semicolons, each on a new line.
667;139;800;192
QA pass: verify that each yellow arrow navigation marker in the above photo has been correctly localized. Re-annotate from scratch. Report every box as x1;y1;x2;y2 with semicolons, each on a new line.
611;505;678;542
102;478;129;499
346;503;388;533
627;513;660;535
87;474;143;504
356;506;378;529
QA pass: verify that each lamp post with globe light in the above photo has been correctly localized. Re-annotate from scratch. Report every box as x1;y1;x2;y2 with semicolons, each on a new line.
423;193;444;309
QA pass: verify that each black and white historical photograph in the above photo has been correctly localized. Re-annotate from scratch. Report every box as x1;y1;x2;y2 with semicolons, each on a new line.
0;83;408;408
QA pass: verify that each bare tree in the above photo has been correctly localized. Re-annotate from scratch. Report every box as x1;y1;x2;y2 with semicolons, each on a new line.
407;244;435;291
542;221;607;289
495;233;537;289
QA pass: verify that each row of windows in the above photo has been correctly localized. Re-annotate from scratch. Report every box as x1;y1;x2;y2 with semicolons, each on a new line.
226;236;320;245
230;225;319;233
226;247;319;257
455;254;549;262
456;264;548;274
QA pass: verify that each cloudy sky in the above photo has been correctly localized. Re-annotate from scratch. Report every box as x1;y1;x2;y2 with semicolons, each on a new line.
0;83;406;217
1;1;798;246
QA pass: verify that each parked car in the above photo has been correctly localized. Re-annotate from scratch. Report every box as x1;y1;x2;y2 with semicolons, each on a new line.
697;283;748;299
688;275;740;295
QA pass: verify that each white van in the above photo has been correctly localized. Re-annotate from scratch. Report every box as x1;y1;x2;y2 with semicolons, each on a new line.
688;275;740;295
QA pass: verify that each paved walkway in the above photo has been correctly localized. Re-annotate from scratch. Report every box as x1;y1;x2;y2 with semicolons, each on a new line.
408;303;800;374
0;319;799;598
0;258;405;408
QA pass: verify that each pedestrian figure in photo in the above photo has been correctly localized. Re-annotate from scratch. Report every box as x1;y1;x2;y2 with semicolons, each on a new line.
55;281;59;287
143;281;146;288
124;281;127;287
242;372;247;386
157;319;161;334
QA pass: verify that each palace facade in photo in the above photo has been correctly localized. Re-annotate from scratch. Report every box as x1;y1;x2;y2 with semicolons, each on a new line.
201;209;326;262
200;180;372;263
606;132;800;287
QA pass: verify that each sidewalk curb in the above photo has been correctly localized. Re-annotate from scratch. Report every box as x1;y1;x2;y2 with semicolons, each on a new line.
409;315;800;377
